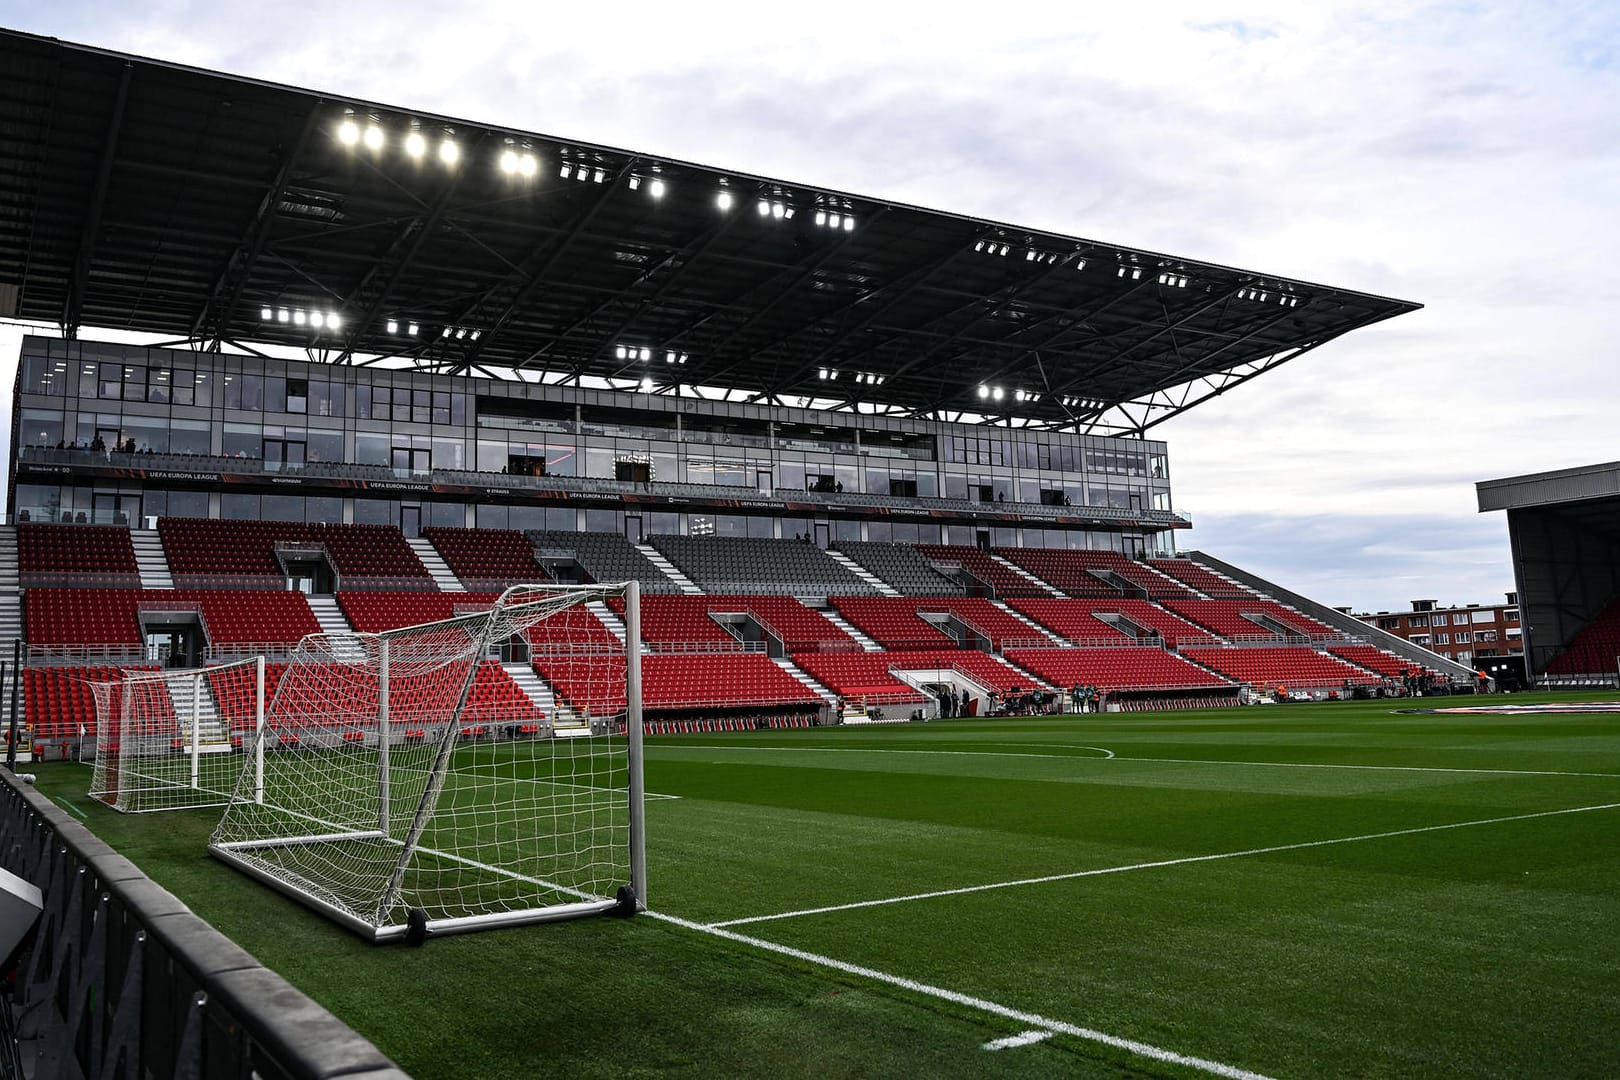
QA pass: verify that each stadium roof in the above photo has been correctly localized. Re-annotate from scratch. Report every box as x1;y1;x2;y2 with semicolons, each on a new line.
0;28;1421;435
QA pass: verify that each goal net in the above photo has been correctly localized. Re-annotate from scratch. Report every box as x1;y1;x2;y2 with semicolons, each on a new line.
87;658;266;814
208;582;646;943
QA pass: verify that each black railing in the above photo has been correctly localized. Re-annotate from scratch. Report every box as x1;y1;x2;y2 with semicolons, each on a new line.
0;772;406;1080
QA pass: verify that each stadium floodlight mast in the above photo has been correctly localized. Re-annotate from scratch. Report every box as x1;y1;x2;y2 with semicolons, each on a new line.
208;582;646;944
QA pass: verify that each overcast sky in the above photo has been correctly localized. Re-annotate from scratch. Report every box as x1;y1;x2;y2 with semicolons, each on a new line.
2;1;1616;612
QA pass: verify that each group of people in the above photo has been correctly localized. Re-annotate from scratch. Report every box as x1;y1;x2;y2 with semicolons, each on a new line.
937;684;970;717
1069;683;1104;713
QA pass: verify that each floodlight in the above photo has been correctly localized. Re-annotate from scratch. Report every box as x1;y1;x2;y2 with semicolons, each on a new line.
293;310;307;325
575;168;590;183
816;210;828;226
649;178;666;198
1132;268;1142;280
517;153;537;177
363;125;384;151
829;369;838;380
784;207;795;219
593;169;606;183
977;385;989;398
757;199;771;216
844;216;855;231
666;351;677;363
772;202;786;219
829;213;841;229
615;345;628;360
818;368;828;380
998;244;1009;255
442;326;451;338
640;377;654;392
992;386;1004;401
310;312;325;328
260;307;272;320
974;239;985;252
1027;250;1037;262
438;138;458;165
386;319;398;334
455;328;466;339
407;322;419;336
338;119;360;146
404;130;426;158
329;312;343;331
500;150;519;175
470;330;481;340
716;190;734;211
638;348;651;361
560;163;573;179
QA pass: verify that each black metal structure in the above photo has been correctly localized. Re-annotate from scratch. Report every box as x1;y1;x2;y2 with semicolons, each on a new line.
1478;462;1620;681
0;28;1420;436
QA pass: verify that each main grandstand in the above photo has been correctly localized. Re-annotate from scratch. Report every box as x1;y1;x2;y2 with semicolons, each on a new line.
0;27;1478;763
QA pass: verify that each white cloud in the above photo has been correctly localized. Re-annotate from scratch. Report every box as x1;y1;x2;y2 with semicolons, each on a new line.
3;1;1616;608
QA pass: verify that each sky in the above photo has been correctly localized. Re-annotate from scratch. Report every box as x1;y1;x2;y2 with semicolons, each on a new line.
2;0;1616;612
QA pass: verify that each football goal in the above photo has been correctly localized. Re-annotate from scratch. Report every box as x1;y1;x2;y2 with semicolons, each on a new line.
87;657;266;814
208;582;646;943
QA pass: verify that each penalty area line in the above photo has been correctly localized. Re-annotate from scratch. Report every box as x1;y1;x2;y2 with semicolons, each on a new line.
646;908;1273;1080
52;796;89;820
711;800;1620;928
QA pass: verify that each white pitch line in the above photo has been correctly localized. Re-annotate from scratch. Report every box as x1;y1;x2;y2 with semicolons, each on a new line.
1112;755;1620;780
984;1029;1052;1051
647;909;1272;1080
654;741;1620;780
709;800;1620;928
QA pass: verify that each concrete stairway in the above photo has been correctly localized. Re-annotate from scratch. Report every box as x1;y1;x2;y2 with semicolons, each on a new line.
988;552;1063;596
131;529;175;589
825;550;900;596
634;543;702;594
503;661;581;731
587;600;628;644
992;600;1067;645
771;656;838;703
407;537;466;592
816;608;883;652
163;675;231;750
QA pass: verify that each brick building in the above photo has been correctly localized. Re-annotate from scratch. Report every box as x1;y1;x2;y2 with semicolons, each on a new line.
1356;595;1523;686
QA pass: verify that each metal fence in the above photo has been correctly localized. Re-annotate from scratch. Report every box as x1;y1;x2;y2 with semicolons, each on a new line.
0;771;407;1080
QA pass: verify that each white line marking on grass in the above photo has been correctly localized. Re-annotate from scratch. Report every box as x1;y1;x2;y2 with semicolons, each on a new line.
985;742;1116;758
984;1030;1052;1051
1113;755;1620;780
52;797;89;820
710;800;1620;928
659;742;1618;780
647;909;1272;1080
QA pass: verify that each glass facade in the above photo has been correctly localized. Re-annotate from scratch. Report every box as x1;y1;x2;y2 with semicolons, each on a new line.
10;337;1180;551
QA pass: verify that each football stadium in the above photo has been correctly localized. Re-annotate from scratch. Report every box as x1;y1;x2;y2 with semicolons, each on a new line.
1;26;1618;1080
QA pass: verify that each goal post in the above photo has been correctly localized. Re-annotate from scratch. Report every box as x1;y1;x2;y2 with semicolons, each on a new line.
208;582;646;943
87;656;266;814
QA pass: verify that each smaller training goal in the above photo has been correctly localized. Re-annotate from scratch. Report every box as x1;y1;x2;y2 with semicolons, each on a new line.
208;582;646;943
87;657;266;814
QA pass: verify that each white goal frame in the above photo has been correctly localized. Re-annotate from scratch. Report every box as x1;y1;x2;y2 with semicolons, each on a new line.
207;582;645;943
87;657;267;814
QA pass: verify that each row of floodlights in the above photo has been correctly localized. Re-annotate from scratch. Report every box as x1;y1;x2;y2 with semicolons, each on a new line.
1059;395;1105;409
1238;287;1301;307
974;240;1088;270
975;384;1041;403
1159;273;1190;288
853;371;886;385
259;306;342;330
617;345;690;364
338;117;460;165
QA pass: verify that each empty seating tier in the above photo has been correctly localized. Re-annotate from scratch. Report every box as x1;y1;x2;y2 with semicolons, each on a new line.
617;595;856;653
1162;599;1338;640
1005;647;1231;692
998;547;1192;599
1328;645;1422;679
25;665;159;740
1181;647;1374;688
833;542;964;595
526;531;683;594
913;544;1047;598
157;518;429;587
18;523;140;585
338;591;619;652
829;596;1049;651
1009;598;1218;646
1146;558;1253;598
26;588;319;647
650;536;874;595
533;653;822;715
422;526;550;589
788;653;930;704
1545;598;1620;675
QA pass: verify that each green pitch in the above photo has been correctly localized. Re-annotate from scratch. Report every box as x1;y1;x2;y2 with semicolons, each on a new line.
31;694;1620;1079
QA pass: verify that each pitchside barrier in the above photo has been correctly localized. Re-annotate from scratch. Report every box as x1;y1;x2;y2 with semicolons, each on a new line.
0;769;406;1080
